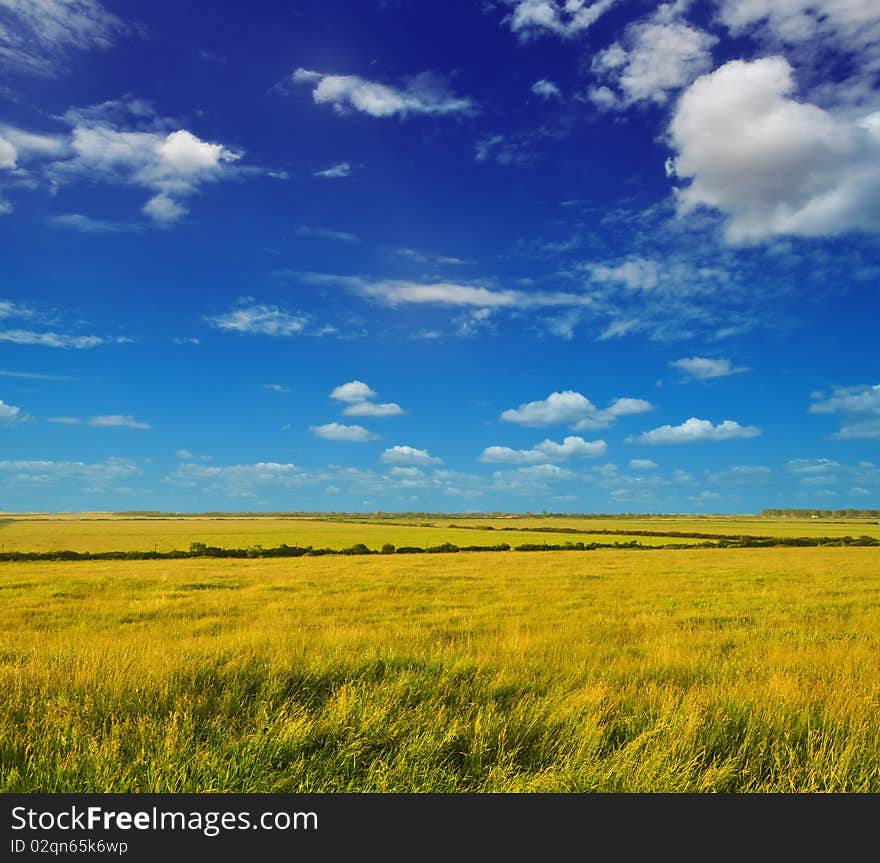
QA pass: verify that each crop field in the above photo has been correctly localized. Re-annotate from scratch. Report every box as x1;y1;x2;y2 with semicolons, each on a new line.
2;515;879;792
0;516;718;553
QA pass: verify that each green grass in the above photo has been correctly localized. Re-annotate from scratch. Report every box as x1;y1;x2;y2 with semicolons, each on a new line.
2;547;879;792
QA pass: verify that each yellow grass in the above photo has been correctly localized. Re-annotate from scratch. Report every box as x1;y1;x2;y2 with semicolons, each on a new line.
2;546;879;791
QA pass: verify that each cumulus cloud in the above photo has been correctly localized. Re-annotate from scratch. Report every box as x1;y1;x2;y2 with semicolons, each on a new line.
531;79;561;100
627;417;761;444
287;68;475;118
314;162;351;178
380;445;442;466
500;390;652;429
343;401;404;417
206;303;308;336
4;100;243;224
629;458;658;469
330;380;376;403
668;57;880;243
810;383;880;439
670;356;749;380
480;435;607;463
310;422;378;442
592;20;716;107
501;0;618;40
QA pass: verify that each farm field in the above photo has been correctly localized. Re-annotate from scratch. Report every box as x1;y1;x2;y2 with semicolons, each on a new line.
0;515;719;553
2;543;879;792
412;516;880;539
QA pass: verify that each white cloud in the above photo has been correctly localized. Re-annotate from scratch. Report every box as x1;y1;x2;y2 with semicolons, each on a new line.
786;458;840;475
342;401;404;417
592;21;716;107
668;57;880;243
288;68;475;118
810;383;880;439
501;390;652;429
0;456;139;487
502;0;618;40
629;458;658;469
810;384;880;415
0;400;23;424
261;383;289;393
176;449;211;460
501;390;595;426
829;420;880;440
330;380;377;403
88;414;150;429
207;303;307;337
627;417;761;444
142;193;187;224
0;329;129;348
0;137;17;169
314;162;351;178
166;461;311;496
480;435;607;463
706;465;772;483
308;273;596;313
294;224;359;242
0;369;70;380
498;463;575;480
380;445;442;466
0;0;127;76
6;101;244;224
670;356;748;380
531;79;561;99
49;213;138;233
714;0;880;59
310;422;377;442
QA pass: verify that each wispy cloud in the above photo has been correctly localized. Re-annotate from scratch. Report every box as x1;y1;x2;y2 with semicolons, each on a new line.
48;213;142;233
670;356;749;380
0;0;128;77
48;413;150;429
0;329;131;348
286;68;476;118
206;303;308;337
0;369;71;380
810;383;880;439
314;162;351;178
294;224;359;242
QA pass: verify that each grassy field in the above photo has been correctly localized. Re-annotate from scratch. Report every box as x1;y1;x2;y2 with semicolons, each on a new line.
2;541;879;792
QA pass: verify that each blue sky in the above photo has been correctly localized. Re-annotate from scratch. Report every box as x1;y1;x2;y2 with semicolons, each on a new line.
1;0;878;514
